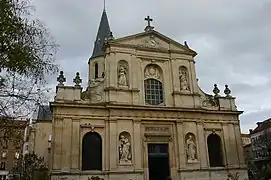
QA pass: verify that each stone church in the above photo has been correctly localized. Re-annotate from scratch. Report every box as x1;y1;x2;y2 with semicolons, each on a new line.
30;9;248;180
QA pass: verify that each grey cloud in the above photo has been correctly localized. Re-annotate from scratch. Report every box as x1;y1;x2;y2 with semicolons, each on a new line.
31;0;271;132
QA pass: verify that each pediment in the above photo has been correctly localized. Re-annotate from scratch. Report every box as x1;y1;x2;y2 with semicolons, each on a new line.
108;30;197;56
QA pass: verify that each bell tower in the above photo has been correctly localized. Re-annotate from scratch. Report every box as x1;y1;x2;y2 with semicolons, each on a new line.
88;8;112;81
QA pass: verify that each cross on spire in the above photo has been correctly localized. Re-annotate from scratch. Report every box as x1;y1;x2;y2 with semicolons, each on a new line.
144;16;153;27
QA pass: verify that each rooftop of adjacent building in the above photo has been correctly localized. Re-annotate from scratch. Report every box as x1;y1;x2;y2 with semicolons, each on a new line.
36;105;52;122
250;118;271;134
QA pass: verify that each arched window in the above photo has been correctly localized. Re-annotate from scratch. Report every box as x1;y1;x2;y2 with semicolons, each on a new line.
207;133;224;167
144;64;164;105
144;79;163;105
94;63;98;79
82;132;102;171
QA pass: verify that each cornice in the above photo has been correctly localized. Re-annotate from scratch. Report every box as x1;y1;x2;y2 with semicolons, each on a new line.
50;101;243;115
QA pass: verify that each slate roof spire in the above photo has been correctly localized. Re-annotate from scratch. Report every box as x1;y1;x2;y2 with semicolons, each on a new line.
91;9;111;59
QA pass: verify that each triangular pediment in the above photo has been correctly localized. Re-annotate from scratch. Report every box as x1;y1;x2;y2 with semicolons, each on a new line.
108;30;197;56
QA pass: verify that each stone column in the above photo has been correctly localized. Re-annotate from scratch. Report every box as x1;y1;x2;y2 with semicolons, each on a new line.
222;124;230;166
109;53;117;88
61;118;72;172
228;123;239;166
234;124;245;167
52;117;63;170
133;119;142;170
176;121;186;169
196;122;208;168
71;119;80;171
109;119;117;170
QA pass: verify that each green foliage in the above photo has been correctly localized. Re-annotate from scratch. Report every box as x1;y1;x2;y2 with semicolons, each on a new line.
0;0;58;81
247;160;271;180
9;152;48;180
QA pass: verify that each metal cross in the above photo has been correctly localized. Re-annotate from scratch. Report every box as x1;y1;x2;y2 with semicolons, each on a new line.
144;16;153;27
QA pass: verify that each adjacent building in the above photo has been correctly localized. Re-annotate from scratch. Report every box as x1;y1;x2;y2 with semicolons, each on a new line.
27;9;248;180
241;133;252;164
249;118;271;166
0;118;27;180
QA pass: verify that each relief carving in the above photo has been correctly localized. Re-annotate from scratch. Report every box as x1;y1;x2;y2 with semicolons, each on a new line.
179;66;190;92
185;133;198;163
138;35;159;48
118;132;132;165
117;61;128;87
145;65;160;80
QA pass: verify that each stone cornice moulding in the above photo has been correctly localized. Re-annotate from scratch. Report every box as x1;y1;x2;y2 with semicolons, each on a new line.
50;102;243;116
104;86;140;92
108;42;196;57
172;91;200;96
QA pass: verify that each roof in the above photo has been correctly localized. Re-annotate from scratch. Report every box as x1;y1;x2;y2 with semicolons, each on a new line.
250;118;271;134
91;10;111;59
37;105;52;121
107;29;197;57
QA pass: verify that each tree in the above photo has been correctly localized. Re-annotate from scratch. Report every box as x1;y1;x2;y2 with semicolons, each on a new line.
0;71;50;119
0;0;58;80
9;152;48;180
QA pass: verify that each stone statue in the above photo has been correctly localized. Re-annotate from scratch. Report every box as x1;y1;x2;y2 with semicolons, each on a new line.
179;69;189;91
119;135;132;164
186;134;197;163
118;66;128;86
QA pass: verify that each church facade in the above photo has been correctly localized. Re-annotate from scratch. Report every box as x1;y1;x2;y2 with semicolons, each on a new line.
49;10;248;180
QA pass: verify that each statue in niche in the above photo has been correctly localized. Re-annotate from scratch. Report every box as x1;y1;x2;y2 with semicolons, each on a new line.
119;134;132;164
1;138;8;149
145;65;160;79
179;67;190;91
118;65;128;86
186;134;197;163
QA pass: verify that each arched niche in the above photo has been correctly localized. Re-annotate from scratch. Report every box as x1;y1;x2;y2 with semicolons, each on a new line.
82;131;102;170
118;131;132;165
117;60;129;87
185;132;198;163
207;133;224;167
144;64;164;105
179;66;190;91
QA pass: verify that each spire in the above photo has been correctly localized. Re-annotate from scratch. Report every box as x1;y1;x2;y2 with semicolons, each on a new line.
91;10;111;59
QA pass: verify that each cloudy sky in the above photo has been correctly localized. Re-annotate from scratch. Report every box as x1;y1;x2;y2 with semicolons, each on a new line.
31;0;271;133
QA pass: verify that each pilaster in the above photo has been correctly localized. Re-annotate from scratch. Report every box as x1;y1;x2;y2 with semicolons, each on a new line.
52;118;63;170
196;122;208;168
176;121;186;169
61;118;72;172
71;119;80;171
133;119;142;170
109;119;117;170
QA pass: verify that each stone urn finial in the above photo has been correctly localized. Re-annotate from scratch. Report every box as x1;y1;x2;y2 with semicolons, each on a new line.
73;72;82;87
57;71;66;86
213;84;220;97
224;85;232;97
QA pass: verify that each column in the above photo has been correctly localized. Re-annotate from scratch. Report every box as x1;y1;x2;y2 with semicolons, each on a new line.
52;118;63;170
61;118;72;171
222;124;230;166
197;122;208;168
176;122;186;169
71;119;80;170
234;124;245;166
133;119;142;170
228;123;239;166
109;119;117;170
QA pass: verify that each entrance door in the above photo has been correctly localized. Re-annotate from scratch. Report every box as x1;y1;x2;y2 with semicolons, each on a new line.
148;144;170;180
